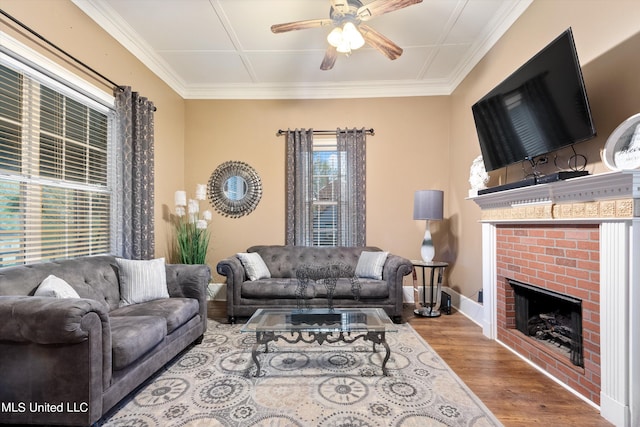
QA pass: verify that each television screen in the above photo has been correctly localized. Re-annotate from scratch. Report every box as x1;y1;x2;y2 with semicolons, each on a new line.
472;28;596;172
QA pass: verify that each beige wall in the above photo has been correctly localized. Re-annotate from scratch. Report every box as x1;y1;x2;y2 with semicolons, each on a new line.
2;0;187;260
183;98;451;282
4;1;640;299
448;0;640;298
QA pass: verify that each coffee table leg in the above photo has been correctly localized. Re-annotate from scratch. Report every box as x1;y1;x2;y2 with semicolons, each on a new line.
380;339;391;376
251;336;262;377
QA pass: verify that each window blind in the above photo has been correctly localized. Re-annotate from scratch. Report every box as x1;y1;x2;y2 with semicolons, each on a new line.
311;139;345;246
0;60;113;266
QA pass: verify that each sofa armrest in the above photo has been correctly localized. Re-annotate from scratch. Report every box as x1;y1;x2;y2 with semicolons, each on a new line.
165;264;211;332
0;296;111;425
0;296;109;344
216;256;245;320
382;254;414;299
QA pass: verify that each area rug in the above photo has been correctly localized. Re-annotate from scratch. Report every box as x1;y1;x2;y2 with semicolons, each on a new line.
99;319;502;427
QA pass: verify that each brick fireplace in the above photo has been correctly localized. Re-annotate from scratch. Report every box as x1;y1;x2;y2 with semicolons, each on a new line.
496;224;600;403
472;170;640;427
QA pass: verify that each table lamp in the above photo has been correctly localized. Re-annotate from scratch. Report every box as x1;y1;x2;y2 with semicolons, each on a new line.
413;190;444;262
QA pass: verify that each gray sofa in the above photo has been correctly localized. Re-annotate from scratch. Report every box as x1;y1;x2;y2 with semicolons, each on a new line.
0;255;210;426
217;245;413;323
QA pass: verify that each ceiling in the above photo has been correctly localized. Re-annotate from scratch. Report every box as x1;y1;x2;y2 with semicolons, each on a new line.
72;0;532;99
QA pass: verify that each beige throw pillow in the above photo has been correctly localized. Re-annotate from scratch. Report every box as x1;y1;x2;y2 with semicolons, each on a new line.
117;257;169;307
355;251;389;280
236;252;271;281
35;275;80;299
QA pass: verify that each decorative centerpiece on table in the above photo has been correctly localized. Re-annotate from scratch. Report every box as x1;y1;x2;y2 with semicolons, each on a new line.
174;184;212;264
291;262;360;325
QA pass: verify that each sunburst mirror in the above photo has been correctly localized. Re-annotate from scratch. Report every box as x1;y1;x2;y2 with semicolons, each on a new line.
207;161;262;218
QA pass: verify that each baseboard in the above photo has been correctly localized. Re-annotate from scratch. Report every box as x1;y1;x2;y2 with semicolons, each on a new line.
403;285;484;327
207;283;227;301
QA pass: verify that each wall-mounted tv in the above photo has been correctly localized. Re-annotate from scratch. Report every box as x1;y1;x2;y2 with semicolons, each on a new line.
472;28;596;172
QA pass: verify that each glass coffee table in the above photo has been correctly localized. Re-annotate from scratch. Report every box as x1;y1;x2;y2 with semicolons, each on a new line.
241;308;397;376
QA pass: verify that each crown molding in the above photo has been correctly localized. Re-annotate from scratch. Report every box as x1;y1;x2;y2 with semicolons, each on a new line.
182;78;454;100
446;0;533;92
72;0;187;94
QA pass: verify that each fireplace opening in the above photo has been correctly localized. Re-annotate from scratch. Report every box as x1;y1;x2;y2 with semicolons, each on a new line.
508;279;584;367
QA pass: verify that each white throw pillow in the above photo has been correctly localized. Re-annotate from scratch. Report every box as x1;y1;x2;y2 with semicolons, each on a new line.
236;252;271;281
35;275;80;299
117;257;169;307
355;251;389;280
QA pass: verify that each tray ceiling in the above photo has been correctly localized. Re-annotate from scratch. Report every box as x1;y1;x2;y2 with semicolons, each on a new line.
72;0;532;99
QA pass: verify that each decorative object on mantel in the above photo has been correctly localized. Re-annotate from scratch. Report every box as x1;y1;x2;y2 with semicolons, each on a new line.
602;112;640;171
207;161;262;218
174;185;212;264
468;155;490;197
413;190;444;262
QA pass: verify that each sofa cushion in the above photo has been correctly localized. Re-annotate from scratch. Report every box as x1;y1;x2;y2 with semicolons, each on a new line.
236;252;271;281
241;279;314;299
34;275;80;299
116;258;169;307
355;251;389;280
110;297;198;334
315;278;389;299
110;315;166;370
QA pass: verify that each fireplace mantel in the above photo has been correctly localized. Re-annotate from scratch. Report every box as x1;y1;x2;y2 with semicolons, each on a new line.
472;170;640;222
471;170;640;427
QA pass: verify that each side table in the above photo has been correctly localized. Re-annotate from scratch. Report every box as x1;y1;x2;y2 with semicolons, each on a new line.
412;260;448;317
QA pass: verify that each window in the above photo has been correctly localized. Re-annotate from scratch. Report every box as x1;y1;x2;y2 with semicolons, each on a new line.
0;57;114;266
286;129;366;247
312;138;344;246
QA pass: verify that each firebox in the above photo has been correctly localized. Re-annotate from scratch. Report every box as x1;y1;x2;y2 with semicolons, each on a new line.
508;278;584;367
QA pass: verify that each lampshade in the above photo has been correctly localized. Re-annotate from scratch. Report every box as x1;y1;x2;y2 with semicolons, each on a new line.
413;190;444;221
327;22;365;53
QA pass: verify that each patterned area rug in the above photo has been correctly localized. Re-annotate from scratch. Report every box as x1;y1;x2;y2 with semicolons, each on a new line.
99;319;502;426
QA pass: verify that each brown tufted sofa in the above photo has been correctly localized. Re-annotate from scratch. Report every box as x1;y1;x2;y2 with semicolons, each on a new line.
216;245;413;324
0;255;210;426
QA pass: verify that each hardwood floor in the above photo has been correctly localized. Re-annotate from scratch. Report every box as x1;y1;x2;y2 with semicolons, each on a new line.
207;301;612;426
404;305;612;427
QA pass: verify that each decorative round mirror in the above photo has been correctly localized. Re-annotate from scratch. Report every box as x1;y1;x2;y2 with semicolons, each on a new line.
207;161;262;218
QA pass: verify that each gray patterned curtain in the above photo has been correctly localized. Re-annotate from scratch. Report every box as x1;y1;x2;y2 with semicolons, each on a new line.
337;128;366;247
114;86;155;259
285;129;314;245
285;128;366;246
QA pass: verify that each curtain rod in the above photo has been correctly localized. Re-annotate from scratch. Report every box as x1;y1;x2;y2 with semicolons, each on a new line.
276;129;374;136
1;9;121;90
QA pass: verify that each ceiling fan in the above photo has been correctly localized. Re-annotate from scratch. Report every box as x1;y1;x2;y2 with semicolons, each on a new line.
271;0;423;70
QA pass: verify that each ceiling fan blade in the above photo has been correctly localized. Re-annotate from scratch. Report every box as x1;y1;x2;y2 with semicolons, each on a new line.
359;24;403;60
357;0;423;21
320;45;338;70
271;19;333;34
329;0;350;16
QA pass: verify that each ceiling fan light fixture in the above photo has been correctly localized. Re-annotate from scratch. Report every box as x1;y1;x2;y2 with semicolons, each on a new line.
327;21;364;54
327;27;344;47
336;40;352;54
342;22;365;49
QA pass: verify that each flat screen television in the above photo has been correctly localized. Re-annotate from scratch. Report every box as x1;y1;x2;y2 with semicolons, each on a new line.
472;28;596;172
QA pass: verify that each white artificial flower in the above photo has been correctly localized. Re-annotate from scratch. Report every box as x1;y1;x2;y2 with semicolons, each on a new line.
202;210;212;221
196;219;207;230
195;184;207;201
174;190;187;207
175;206;186;217
188;199;199;214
